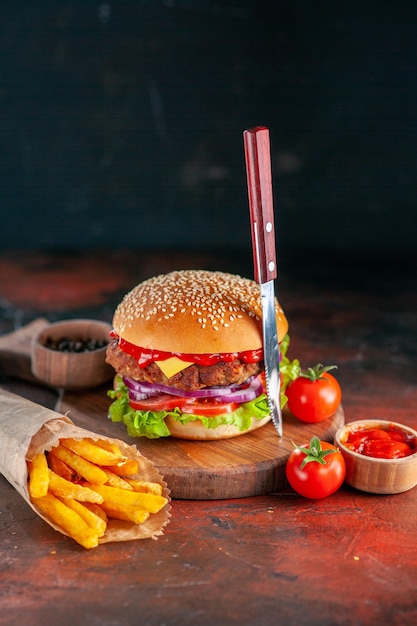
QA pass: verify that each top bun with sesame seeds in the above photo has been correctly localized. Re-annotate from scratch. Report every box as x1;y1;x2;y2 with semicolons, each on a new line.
106;270;290;440
112;269;288;354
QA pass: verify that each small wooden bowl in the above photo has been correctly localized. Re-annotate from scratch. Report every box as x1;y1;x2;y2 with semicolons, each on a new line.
31;319;114;390
335;419;417;494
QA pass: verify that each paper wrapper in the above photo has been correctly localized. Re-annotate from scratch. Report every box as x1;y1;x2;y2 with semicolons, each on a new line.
0;388;171;544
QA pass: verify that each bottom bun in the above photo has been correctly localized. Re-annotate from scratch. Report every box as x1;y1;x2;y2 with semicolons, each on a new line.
165;414;272;441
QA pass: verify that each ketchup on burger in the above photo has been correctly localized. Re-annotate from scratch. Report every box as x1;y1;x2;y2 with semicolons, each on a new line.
106;270;299;440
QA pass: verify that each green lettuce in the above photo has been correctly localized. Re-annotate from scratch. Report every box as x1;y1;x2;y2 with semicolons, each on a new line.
107;333;300;439
107;381;270;439
279;333;301;395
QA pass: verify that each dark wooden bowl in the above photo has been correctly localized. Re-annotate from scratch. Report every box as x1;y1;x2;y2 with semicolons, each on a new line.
31;319;114;390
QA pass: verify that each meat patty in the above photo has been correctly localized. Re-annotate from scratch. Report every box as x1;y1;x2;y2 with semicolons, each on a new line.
106;340;263;391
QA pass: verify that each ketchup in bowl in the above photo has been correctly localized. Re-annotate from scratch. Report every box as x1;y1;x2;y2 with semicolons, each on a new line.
344;424;417;459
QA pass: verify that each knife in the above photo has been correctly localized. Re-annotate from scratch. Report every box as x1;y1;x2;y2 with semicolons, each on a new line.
243;126;283;437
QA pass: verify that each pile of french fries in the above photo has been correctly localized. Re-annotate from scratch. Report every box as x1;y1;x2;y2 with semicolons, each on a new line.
26;437;168;549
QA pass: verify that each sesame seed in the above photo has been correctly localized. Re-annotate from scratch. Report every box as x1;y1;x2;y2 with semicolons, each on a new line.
114;269;270;333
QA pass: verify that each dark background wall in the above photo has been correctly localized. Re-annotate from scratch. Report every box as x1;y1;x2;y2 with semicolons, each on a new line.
1;1;416;259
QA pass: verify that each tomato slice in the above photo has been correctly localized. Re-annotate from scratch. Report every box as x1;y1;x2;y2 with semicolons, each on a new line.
181;399;239;416
129;395;192;411
129;395;238;416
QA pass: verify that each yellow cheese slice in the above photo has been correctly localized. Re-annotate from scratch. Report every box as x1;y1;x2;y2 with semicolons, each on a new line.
154;356;194;379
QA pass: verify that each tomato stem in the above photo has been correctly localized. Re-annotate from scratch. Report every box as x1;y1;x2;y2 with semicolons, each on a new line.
299;363;338;382
292;436;338;469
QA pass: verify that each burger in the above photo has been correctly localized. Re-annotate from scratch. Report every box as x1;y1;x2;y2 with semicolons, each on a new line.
106;270;298;440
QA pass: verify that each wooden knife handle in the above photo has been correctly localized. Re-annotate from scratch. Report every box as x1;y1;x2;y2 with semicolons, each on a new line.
243;126;277;284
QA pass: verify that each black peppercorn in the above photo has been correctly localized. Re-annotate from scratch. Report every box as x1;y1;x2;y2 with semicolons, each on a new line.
44;336;107;353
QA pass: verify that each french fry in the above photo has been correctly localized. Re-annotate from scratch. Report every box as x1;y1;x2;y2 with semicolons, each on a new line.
86;483;168;514
100;501;150;525
60;438;124;466
104;458;140;476
27;452;49;498
48;451;79;482
27;436;167;549
33;493;100;549
82;502;108;524
91;439;124;457
62;498;107;537
48;469;104;504
102;469;133;490
52;444;108;484
125;479;163;496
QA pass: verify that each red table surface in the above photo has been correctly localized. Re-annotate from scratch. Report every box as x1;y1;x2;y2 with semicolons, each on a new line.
0;249;416;626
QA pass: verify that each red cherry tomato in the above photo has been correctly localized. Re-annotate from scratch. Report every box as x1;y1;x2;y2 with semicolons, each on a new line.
286;364;342;423
286;437;346;499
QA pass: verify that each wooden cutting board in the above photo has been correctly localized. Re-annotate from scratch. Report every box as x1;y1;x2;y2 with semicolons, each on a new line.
0;319;345;500
58;387;344;500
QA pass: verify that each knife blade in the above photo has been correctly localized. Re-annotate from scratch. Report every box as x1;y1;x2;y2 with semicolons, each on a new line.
243;126;283;437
